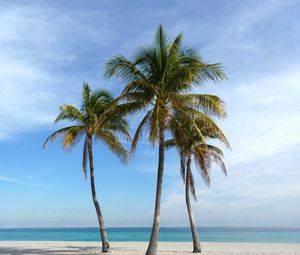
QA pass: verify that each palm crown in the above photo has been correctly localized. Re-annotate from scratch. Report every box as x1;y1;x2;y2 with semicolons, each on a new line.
43;83;130;175
105;25;227;150
166;114;230;197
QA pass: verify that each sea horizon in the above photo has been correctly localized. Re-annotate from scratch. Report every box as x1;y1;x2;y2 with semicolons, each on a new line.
1;227;300;243
2;226;300;230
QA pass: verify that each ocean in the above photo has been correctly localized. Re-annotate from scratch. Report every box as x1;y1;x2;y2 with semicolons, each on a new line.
0;227;299;243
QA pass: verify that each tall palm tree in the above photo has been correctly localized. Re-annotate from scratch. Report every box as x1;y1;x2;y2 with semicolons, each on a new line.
105;25;227;255
166;115;229;253
43;83;129;253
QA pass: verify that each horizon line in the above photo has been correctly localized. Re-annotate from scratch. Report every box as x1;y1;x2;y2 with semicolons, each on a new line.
2;226;300;230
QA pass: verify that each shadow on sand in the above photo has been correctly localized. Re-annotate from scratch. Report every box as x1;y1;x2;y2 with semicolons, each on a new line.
0;246;101;255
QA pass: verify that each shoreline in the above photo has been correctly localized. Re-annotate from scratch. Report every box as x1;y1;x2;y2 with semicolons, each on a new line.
1;241;300;254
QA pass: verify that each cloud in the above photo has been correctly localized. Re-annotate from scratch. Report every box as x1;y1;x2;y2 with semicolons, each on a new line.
161;144;300;227
0;4;118;140
160;65;300;227
0;175;51;187
232;0;296;34
222;66;300;167
0;6;67;139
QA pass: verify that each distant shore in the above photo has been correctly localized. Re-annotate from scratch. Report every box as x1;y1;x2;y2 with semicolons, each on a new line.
1;241;300;254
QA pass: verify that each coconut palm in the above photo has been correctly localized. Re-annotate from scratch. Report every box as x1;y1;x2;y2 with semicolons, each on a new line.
105;25;227;255
43;83;129;253
166;115;229;253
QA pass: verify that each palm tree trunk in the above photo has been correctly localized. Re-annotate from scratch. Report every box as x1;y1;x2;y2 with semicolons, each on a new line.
146;128;165;255
87;134;111;253
186;155;202;253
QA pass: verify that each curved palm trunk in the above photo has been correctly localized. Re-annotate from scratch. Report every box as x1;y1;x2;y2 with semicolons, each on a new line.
186;155;202;253
146;128;165;255
87;135;111;253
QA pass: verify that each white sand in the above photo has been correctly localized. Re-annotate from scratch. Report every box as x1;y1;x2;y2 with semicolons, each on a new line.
0;241;300;254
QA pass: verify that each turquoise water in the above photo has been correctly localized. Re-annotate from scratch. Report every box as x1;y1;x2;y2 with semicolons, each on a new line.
1;228;300;243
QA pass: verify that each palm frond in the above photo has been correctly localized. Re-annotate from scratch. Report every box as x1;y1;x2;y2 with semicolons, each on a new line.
175;93;227;118
155;24;168;77
185;108;230;147
120;80;157;98
96;130;128;163
82;136;88;177
171;103;206;144
208;145;227;176
189;171;197;201
82;83;91;108
130;110;152;154
55;105;83;123
103;117;131;143
194;62;227;84
104;55;147;82
180;153;187;183
43;126;83;148
194;148;211;187
206;144;224;156
164;139;175;150
115;100;149;117
62;126;85;151
149;101;160;144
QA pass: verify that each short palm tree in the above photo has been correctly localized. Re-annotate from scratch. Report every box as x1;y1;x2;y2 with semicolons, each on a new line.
105;25;227;255
43;83;129;253
166;115;229;253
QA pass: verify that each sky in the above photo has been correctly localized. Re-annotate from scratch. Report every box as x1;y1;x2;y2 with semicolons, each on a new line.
0;0;300;228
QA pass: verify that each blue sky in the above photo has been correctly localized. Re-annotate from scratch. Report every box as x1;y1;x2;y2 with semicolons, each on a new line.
0;0;300;228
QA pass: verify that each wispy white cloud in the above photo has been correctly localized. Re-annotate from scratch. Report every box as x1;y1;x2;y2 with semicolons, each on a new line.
232;0;296;34
160;65;300;227
0;6;68;139
222;66;300;167
161;145;300;227
0;4;117;140
0;175;51;187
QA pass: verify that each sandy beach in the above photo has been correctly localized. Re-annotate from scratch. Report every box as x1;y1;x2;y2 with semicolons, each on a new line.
0;241;300;255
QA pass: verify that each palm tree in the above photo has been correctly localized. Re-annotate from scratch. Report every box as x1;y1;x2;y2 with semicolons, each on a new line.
105;25;227;255
166;115;229;253
43;83;129;253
